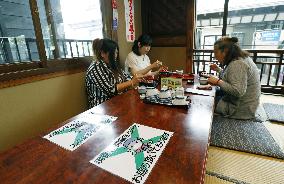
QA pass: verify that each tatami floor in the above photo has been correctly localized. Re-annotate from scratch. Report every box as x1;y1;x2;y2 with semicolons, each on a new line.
205;146;284;184
205;94;284;184
260;93;284;105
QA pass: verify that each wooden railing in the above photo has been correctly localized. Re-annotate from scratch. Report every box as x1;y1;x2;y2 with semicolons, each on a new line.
193;49;284;94
1;38;283;94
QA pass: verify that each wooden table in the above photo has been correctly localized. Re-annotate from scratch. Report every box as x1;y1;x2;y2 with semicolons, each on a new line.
0;82;215;184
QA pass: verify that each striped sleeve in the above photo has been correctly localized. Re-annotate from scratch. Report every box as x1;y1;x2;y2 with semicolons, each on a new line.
122;69;132;81
85;61;118;108
89;62;117;96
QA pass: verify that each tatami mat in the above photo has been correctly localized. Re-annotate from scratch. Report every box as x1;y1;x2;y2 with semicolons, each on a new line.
263;103;284;123
264;122;284;152
205;146;284;184
206;94;284;184
205;174;234;184
260;94;284;105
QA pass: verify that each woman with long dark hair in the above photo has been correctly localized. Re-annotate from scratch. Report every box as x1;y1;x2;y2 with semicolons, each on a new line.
125;34;162;76
208;36;261;119
86;38;142;108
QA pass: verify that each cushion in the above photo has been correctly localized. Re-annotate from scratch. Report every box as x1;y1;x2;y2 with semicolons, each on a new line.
210;115;284;159
255;103;268;122
263;103;284;123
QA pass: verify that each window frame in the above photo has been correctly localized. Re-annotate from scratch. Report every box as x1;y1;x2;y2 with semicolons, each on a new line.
0;0;96;87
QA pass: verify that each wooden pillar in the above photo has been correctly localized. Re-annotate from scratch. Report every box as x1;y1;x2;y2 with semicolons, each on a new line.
222;0;229;36
186;0;195;73
44;0;60;59
100;0;113;39
29;0;47;66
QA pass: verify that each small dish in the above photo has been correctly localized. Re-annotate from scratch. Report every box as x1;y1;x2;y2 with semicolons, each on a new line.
199;77;208;85
176;70;184;75
137;86;146;94
159;90;171;99
187;79;194;84
146;88;159;97
140;94;146;99
172;96;187;105
175;87;184;97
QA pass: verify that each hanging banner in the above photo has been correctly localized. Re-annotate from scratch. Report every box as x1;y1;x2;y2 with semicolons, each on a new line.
124;0;135;42
112;0;118;30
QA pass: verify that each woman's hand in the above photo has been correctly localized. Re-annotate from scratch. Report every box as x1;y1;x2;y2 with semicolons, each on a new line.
208;75;221;86
209;63;219;71
150;60;163;70
131;74;143;87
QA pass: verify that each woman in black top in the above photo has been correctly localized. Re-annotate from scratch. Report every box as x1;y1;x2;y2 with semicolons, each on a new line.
86;38;142;108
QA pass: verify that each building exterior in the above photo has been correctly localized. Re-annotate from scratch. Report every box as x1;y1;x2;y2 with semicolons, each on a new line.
196;4;284;50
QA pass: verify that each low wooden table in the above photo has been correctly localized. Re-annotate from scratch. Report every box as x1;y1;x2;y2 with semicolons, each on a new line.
0;82;215;184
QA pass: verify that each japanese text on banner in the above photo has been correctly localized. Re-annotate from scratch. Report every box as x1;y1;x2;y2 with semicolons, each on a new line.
124;0;135;42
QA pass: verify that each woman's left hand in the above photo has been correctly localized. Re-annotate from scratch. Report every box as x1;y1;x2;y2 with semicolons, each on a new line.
151;60;163;69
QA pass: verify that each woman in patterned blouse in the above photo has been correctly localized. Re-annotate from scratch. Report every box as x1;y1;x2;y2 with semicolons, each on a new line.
208;37;261;119
86;38;142;108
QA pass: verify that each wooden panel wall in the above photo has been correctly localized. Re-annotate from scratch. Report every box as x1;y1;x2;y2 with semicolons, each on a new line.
141;0;195;72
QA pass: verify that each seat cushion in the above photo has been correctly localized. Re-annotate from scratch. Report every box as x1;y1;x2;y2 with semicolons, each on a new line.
210;115;284;159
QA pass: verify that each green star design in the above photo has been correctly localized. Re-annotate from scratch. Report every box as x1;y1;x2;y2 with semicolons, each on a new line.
53;123;96;147
106;125;163;170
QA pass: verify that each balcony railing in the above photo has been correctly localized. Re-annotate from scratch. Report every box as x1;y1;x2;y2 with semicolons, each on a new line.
0;37;93;64
1;37;283;94
193;49;284;94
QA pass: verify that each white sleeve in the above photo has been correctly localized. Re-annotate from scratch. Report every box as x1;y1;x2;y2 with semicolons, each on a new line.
145;55;151;66
125;53;139;71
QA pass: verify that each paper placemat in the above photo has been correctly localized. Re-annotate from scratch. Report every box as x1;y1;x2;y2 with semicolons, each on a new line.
185;87;215;97
90;123;173;184
43;113;117;151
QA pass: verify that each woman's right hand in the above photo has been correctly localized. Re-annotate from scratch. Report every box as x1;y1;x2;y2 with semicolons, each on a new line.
209;63;219;71
131;74;143;87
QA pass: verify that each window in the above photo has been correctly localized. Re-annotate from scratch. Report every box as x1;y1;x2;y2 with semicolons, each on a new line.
196;0;284;49
0;0;103;84
0;0;39;64
37;0;102;59
195;0;284;93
